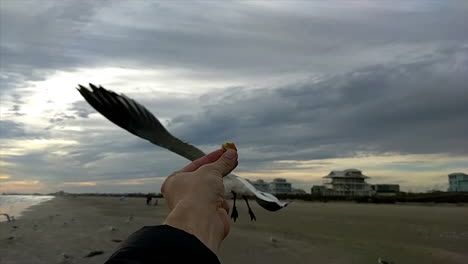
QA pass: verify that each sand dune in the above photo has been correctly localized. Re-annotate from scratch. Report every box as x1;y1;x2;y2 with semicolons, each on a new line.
1;197;467;264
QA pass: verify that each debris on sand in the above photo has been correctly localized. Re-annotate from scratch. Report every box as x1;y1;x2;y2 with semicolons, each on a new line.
270;236;278;243
125;215;134;223
84;250;104;258
111;239;123;243
1;213;12;222
56;253;75;264
378;257;394;264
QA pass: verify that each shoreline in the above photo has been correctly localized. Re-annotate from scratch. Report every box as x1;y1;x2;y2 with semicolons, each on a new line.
0;195;55;223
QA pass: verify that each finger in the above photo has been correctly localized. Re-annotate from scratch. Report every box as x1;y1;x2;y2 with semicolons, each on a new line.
178;149;224;173
200;149;238;177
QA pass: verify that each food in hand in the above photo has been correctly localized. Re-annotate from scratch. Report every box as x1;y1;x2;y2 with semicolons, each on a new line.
221;142;237;151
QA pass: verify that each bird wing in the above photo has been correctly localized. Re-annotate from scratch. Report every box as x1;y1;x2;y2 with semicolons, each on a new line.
77;84;205;161
77;84;287;211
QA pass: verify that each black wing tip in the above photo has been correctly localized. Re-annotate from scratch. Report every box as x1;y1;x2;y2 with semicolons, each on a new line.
77;84;111;98
76;83;102;89
89;83;99;91
77;83;123;97
77;84;87;90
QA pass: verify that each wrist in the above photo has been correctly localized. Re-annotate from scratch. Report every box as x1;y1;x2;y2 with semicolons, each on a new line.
163;201;225;254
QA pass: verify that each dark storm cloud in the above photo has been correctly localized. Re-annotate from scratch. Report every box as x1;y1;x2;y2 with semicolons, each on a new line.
171;47;468;161
0;0;106;92
2;1;468;94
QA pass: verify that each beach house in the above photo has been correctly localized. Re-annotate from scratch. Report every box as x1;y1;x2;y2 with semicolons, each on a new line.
251;179;270;192
322;169;373;196
269;178;292;194
448;173;468;192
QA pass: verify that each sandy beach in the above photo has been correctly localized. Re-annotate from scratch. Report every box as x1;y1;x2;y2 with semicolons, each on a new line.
1;196;467;264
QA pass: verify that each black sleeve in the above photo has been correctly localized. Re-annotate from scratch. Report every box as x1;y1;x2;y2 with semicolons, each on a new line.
104;225;221;264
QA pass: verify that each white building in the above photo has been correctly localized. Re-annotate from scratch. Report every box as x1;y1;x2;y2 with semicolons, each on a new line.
269;178;292;194
448;173;468;192
323;169;373;196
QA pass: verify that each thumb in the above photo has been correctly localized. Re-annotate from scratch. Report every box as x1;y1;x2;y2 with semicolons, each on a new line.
202;149;238;177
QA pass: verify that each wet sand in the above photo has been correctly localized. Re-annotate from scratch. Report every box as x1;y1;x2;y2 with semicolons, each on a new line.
1;196;467;264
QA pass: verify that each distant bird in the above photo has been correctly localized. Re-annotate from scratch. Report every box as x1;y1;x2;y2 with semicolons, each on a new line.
78;84;288;221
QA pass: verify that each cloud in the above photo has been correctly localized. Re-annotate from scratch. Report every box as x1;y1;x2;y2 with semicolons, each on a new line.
2;0;467;95
172;47;468;161
48;113;76;125
2;47;466;193
0;120;27;138
1;1;467;193
0;174;11;180
69;101;93;118
0;179;45;193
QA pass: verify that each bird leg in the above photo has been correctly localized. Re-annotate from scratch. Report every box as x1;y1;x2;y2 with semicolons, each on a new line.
231;191;238;222
243;195;256;221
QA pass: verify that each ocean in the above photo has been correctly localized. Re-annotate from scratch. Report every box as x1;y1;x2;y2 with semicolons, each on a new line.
0;195;54;222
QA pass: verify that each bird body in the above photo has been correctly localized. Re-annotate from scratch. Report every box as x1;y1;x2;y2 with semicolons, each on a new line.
77;84;288;215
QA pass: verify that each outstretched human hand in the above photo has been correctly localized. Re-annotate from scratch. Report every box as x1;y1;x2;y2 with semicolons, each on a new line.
161;148;238;254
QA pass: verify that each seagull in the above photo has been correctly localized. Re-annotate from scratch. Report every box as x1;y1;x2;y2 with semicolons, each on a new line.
77;84;288;221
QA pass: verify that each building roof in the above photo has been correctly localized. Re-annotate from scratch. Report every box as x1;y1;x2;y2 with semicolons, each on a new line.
344;168;361;172
273;178;287;182
323;169;369;179
448;172;468;176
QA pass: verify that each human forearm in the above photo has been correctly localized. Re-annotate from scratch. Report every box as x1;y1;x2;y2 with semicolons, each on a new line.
164;200;228;254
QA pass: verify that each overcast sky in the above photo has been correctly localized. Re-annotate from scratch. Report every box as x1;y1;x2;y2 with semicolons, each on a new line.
1;0;467;193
